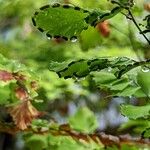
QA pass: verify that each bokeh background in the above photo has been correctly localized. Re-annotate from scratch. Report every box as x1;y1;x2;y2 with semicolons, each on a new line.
0;0;149;149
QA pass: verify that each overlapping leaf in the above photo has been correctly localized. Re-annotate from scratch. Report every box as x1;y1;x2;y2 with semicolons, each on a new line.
25;133;103;150
93;71;142;97
32;4;89;40
0;54;38;105
32;3;122;39
119;120;150;133
49;57;150;79
137;71;150;97
25;134;48;150
120;105;150;119
49;57;150;97
142;128;150;138
0;54;31;74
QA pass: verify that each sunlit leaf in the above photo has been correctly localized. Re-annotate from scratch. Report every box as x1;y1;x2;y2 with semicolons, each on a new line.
33;3;123;39
69;107;98;133
93;71;142;97
115;86;140;97
137;71;150;97
120;104;150;119
32;4;89;40
49;57;139;79
80;26;103;51
0;54;26;72
49;58;149;97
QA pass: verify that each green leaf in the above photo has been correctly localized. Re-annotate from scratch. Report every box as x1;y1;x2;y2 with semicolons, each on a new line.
110;78;129;91
93;71;116;88
25;134;48;150
112;0;134;8
49;59;89;79
0;54;26;72
0;54;39;105
119;120;150;134
0;85;11;105
80;26;103;51
49;61;72;73
133;88;147;97
85;7;122;27
120;104;150;119
48;134;103;150
31;119;49;132
49;135;84;150
69;107;98;133
49;58;150;97
106;145;118;150
93;72;142;97
142;128;150;138
33;4;89;40
33;3;123;39
115;85;140;97
137;71;150;97
121;144;138;150
49;57;138;79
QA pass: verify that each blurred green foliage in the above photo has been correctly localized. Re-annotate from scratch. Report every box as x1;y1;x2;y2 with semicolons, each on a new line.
0;0;150;149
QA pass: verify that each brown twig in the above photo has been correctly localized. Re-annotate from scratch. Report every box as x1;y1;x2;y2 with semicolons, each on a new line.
0;123;149;148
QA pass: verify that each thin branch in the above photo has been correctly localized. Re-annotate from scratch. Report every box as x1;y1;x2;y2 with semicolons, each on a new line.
111;0;150;45
0;122;150;147
127;9;150;45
